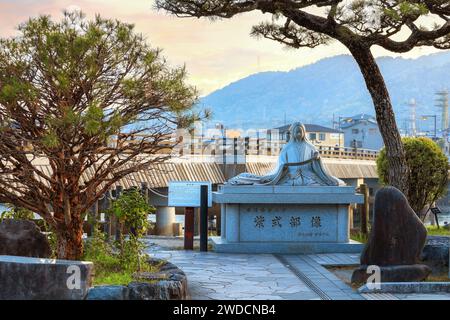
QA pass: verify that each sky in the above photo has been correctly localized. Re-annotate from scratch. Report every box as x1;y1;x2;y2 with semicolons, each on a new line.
0;0;442;96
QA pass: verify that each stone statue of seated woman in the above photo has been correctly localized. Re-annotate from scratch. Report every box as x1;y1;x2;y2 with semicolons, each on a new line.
227;122;345;186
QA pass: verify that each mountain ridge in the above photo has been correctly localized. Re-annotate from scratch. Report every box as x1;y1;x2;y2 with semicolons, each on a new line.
199;51;450;131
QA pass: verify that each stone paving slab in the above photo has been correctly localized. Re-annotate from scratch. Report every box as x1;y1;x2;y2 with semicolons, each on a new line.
308;253;360;266
361;293;399;300
150;250;320;300
393;293;450;300
363;292;450;300
278;255;365;300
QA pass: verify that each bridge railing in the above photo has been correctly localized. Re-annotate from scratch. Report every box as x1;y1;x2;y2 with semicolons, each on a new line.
316;145;379;160
263;142;379;160
180;138;380;162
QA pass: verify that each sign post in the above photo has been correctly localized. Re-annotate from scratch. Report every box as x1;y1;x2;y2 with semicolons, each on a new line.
168;181;212;251
359;184;369;235
184;207;195;250
430;206;441;228
200;185;208;252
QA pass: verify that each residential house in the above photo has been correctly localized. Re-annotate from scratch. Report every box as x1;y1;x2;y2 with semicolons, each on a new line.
339;114;383;150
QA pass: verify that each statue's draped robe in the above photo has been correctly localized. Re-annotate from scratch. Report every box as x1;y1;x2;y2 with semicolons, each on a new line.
228;140;344;186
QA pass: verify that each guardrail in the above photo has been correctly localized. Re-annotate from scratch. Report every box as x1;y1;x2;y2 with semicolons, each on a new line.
316;145;379;160
183;138;380;161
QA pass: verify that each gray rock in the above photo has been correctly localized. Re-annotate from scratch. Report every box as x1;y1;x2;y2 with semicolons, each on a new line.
86;285;129;300
360;187;427;265
128;282;158;300
0;255;93;300
127;279;188;300
358;281;450;294
133;271;170;281
352;187;431;284
421;237;449;267
352;264;431;284
126;259;189;300
0;220;51;258
86;258;189;300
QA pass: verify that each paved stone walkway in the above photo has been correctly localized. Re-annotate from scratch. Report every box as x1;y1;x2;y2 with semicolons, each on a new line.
149;249;450;300
277;254;364;300
151;250;321;300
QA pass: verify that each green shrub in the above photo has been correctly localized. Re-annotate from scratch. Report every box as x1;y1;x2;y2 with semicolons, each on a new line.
83;189;158;285
109;188;155;271
110;188;154;235
376;137;449;214
83;225;161;285
0;205;34;220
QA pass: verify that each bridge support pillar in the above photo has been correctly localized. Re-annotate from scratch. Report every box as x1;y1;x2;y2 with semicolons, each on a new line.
156;206;176;236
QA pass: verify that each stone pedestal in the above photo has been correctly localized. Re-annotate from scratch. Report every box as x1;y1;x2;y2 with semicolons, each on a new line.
212;185;364;254
156;206;176;236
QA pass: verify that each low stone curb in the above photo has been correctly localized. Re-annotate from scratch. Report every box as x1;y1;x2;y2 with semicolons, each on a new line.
421;236;450;267
358;282;450;294
86;258;189;300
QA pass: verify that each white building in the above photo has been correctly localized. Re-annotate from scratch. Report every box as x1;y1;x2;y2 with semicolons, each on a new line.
340;114;383;150
269;123;344;146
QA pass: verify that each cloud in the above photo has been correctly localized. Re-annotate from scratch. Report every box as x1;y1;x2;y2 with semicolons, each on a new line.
65;4;82;13
0;0;442;94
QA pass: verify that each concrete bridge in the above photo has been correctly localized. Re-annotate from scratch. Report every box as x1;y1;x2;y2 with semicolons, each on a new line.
4;153;382;236
118;154;381;236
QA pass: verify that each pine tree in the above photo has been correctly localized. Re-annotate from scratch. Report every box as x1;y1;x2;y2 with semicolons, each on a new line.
156;0;450;194
0;11;199;259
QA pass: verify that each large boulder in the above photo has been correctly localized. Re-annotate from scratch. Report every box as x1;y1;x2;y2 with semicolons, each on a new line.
0;220;51;258
361;187;427;265
352;187;431;283
0;255;94;300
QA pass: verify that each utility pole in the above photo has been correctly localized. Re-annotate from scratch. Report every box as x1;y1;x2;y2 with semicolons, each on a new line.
407;98;417;137
436;90;449;156
436;90;449;134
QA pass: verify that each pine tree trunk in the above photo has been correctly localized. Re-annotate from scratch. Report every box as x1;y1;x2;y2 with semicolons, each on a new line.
348;44;409;195
56;217;84;260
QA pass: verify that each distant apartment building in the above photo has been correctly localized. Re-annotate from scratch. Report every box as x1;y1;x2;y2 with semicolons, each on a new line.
339;114;383;150
268;123;344;147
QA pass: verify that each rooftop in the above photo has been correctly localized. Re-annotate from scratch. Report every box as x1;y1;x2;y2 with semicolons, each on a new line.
340;114;378;129
273;123;343;134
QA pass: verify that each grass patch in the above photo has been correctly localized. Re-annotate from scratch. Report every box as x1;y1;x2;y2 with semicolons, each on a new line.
350;225;450;242
426;273;450;282
83;231;162;286
350;231;369;244
94;271;134;286
426;225;450;236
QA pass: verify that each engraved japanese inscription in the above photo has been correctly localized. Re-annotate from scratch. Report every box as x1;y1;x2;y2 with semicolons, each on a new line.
240;204;336;242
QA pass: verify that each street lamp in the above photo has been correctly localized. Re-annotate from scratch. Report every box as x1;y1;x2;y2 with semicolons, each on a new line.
421;115;437;139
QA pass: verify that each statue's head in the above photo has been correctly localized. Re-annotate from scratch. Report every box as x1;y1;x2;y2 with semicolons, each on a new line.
289;122;306;142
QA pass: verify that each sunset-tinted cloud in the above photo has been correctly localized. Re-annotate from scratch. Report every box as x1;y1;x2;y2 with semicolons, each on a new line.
0;0;440;95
